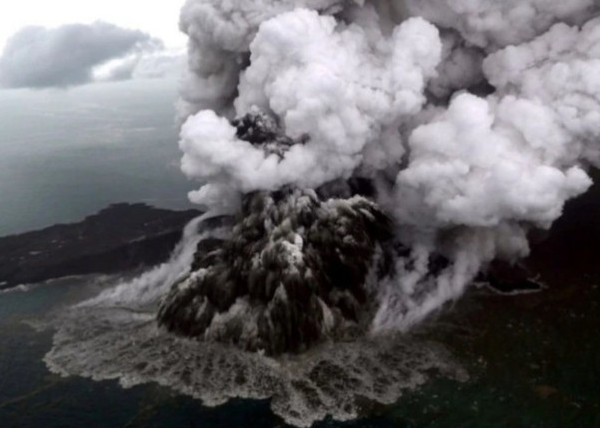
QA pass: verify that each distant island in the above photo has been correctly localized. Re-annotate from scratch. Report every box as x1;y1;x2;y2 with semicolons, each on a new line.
0;203;200;291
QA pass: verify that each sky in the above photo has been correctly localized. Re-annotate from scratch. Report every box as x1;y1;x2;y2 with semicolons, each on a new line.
0;1;194;234
0;0;186;52
0;0;187;89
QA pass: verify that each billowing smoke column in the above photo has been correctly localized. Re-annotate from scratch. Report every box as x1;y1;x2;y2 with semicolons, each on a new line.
159;0;600;353
159;110;393;354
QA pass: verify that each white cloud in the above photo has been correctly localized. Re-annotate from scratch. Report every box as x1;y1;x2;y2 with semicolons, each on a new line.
94;49;185;82
0;22;162;88
0;0;186;52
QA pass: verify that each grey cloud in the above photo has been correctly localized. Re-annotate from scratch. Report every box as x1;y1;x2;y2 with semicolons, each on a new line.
131;52;185;79
0;21;163;89
99;51;185;82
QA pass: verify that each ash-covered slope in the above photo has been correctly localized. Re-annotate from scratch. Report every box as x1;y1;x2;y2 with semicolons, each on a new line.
0;203;200;290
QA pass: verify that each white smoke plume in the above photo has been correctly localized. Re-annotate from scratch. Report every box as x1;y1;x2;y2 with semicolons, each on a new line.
403;0;597;49
180;11;440;195
43;1;600;425
176;0;600;332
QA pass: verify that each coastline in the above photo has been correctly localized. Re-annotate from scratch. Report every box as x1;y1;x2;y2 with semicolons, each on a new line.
0;203;200;291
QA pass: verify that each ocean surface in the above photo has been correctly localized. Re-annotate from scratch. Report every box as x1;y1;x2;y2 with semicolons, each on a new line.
0;79;194;237
0;276;423;428
1;80;599;428
0;277;286;428
1;266;598;428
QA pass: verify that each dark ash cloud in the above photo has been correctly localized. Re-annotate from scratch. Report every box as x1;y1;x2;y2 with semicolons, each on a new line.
0;21;162;89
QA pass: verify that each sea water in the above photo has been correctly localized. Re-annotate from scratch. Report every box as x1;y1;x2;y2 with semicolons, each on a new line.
2;79;598;428
0;78;194;237
0;277;286;428
0;86;435;427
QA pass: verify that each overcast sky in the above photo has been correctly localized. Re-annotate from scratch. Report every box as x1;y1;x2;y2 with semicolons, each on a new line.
0;1;187;89
0;0;186;51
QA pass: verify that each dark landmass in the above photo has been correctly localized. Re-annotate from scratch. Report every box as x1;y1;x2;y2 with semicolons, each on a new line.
0;203;200;291
481;168;600;293
472;168;600;295
526;168;600;279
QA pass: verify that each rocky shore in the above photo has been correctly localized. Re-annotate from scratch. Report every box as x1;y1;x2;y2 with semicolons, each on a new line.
0;203;200;291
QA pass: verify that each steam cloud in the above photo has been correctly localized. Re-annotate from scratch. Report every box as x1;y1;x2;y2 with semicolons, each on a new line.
0;22;163;88
175;0;600;331
43;1;600;425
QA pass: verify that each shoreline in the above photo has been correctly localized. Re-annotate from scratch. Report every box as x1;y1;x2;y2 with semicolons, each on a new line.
0;203;200;291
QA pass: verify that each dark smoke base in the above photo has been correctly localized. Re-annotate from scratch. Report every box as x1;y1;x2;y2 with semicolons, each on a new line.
158;188;392;355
